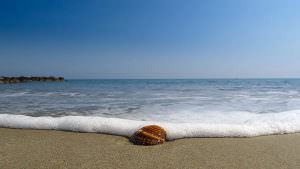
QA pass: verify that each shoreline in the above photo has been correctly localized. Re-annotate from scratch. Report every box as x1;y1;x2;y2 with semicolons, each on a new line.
1;128;300;169
2;113;300;139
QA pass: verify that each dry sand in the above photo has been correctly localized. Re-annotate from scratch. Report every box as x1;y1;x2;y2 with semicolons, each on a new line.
1;128;300;169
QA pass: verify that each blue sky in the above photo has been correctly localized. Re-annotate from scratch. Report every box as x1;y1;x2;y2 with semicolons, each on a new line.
1;0;300;78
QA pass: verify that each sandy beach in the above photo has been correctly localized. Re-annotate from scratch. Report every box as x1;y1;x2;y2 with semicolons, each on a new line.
1;128;300;169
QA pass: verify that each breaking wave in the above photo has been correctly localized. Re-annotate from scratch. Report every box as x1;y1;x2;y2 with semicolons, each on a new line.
1;109;300;140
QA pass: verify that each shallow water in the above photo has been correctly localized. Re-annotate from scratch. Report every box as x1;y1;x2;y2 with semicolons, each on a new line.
1;79;300;122
1;79;300;138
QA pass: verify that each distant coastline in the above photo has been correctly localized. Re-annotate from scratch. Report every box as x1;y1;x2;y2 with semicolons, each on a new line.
0;76;64;84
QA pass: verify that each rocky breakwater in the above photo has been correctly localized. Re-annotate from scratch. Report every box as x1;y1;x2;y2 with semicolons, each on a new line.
0;76;64;84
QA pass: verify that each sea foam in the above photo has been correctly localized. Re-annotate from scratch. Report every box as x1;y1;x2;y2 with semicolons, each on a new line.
1;110;300;140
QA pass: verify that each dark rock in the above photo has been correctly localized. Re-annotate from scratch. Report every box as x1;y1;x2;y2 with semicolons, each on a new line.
0;76;65;84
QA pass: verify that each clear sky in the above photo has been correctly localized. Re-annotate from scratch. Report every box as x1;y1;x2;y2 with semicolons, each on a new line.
1;0;300;79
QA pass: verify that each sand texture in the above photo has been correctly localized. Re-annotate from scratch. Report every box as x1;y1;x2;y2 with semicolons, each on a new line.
1;128;300;169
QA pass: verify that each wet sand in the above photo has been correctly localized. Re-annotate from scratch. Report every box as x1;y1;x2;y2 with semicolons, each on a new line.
1;128;300;169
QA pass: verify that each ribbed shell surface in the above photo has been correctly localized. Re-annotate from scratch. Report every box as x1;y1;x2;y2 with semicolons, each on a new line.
130;125;166;145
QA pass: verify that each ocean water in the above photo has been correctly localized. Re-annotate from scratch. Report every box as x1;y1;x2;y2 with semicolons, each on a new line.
1;79;300;139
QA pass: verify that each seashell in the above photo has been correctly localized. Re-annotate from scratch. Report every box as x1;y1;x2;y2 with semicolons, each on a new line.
130;125;167;146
